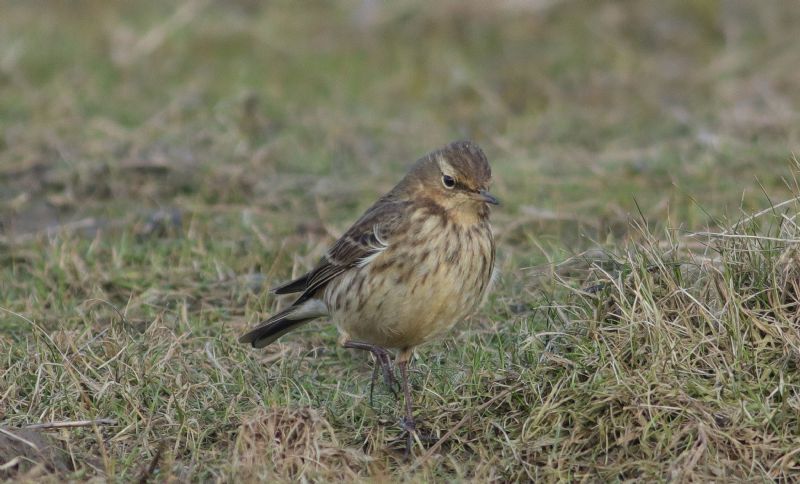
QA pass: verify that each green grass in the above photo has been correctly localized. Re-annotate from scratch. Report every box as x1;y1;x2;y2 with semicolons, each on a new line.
2;1;800;481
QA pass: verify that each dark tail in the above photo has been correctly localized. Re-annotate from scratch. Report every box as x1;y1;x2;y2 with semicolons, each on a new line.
239;299;327;349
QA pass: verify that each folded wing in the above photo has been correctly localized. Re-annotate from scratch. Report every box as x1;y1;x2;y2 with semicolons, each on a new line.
240;198;409;348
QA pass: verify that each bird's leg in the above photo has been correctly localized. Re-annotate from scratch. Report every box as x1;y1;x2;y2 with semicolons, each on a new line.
369;363;380;406
398;350;416;457
342;340;398;397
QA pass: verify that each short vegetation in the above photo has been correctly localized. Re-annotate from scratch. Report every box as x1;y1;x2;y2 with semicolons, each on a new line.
1;1;799;481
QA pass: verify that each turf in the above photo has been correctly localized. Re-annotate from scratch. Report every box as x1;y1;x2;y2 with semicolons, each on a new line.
1;1;800;481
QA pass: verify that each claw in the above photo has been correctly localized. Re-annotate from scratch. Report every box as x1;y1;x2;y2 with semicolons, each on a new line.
400;415;416;433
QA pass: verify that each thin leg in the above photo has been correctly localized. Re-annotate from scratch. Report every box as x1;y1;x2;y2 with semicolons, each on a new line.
343;340;398;397
369;363;379;406
398;358;415;456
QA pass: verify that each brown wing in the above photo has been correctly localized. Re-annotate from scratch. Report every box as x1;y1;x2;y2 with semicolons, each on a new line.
272;198;409;304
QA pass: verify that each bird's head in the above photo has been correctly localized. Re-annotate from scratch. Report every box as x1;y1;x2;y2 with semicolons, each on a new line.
402;140;498;221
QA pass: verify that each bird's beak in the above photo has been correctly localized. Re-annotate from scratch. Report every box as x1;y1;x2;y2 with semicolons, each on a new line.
476;189;500;205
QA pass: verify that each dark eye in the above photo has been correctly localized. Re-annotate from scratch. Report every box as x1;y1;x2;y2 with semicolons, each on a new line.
442;175;456;189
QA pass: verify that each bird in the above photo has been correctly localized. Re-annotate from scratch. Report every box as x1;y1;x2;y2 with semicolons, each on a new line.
240;140;498;452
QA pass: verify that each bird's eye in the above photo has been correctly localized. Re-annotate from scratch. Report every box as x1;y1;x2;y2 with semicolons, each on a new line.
442;175;456;189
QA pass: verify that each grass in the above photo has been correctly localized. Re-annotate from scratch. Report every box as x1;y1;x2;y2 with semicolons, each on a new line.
1;0;800;481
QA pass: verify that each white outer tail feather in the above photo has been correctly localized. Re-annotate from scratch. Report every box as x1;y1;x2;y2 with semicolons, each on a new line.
288;299;329;320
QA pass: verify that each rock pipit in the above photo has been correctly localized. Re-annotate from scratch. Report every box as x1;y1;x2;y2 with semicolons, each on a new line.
241;140;498;451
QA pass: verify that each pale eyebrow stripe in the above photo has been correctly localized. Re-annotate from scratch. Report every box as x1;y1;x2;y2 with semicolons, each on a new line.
436;156;456;177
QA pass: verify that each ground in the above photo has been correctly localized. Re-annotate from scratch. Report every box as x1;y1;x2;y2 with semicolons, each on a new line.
1;1;800;481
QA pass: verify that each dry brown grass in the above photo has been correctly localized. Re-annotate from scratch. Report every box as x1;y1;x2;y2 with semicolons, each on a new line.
233;407;370;481
0;429;71;481
2;0;800;481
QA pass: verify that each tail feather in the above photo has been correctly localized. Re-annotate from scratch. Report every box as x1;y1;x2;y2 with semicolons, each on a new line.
239;299;327;349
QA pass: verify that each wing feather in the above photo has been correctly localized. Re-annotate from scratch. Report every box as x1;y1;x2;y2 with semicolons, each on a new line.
276;198;409;304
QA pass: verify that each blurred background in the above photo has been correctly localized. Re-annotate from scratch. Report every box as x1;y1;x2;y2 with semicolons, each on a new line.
2;2;800;479
2;0;798;246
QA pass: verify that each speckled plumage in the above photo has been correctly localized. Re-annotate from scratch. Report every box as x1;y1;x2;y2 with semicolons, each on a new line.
325;203;494;351
240;140;497;355
240;140;498;452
